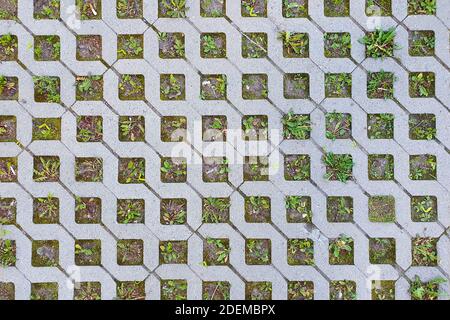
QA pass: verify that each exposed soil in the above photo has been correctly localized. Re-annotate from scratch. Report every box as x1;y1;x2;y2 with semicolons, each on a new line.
160;157;186;183
0;0;17;19
118;157;145;184
159;32;184;59
116;281;145;300
75;157;103;182
0;76;18;100
203;239;229;265
202;198;230;223
32;240;59;267
31;283;58;300
117;0;143;18
159;241;188;264
202;157;228;183
203;281;230;300
410;154;436;180
324;0;349;16
283;0;308;17
74;282;101;300
284;154;310;180
242;74;267;99
161;116;186;142
369;196;395;222
245;239;271;265
368;154;394;180
242;33;267;58
245;282;272;300
119;116;145;142
327;196;353;223
0;198;16;224
0;34;17;60
0;282;14;300
75;197;102;224
284;73;309;99
160;74;185;100
75;239;101;266
76;35;102;61
34;36;60;61
117;239;143;265
119;74;145;100
369;238;396;264
201;75;226;100
201;33;226;58
245;197;271;223
0;116;16;142
34;0;60;19
76;76;103;101
77;116;103;142
201;0;225;17
77;0;102;19
243;156;269;181
33;156;60;182
242;115;268;140
202;116;227;141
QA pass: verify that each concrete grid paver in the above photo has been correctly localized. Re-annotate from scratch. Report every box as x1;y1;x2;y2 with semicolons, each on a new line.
0;0;449;300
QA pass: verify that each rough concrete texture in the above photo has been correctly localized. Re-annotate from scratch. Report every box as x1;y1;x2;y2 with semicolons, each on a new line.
0;0;449;300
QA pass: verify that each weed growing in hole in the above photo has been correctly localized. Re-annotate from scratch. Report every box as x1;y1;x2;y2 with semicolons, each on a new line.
367;71;395;99
279;31;309;57
160;199;187;225
161;280;187;300
285;196;312;223
410;275;445;300
74;282;101;300
330;280;356;300
117;0;143;19
241;0;267;17
287;239;314;265
325;73;352;98
33;156;60;182
323;152;353;182
117;35;143;59
202;197;230;223
371;281;395;300
283;0;308;18
203;238;230;266
409;72;435;97
242;33;267;58
412;237;438;266
201;33;226;58
0;239;16;266
409;114;436;140
0;34;17;60
329;235;354;265
202;281;231;300
282;112;311;140
408;0;436;15
409;31;435;56
411;196;437;222
324;32;351;58
326;113;352;140
159;0;188;18
367;113;394;139
33;76;60;103
359;28;400;59
324;0;349;17
160;241;188;264
116;281;145;300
